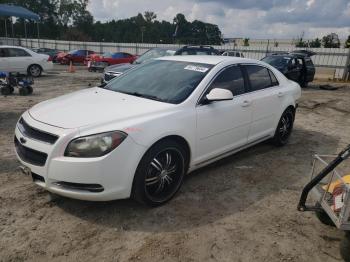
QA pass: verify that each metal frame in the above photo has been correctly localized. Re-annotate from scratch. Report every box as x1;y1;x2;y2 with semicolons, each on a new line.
299;146;350;230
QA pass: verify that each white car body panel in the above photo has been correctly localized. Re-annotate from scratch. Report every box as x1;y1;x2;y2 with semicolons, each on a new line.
0;45;53;74
14;56;301;201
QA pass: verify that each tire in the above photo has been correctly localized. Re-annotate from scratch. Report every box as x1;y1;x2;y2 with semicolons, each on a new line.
314;202;335;226
9;86;14;94
340;233;350;262
1;86;11;96
27;86;33;95
132;139;187;207
28;64;42;77
19;87;29;96
272;108;295;146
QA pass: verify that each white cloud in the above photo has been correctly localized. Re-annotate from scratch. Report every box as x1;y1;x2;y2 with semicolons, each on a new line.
87;0;350;39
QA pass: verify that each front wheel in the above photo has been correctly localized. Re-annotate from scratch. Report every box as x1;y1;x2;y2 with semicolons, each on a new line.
132;140;187;207
28;64;42;77
272;108;295;146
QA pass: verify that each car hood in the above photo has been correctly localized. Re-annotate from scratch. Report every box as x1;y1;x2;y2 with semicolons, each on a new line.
105;63;137;73
29;87;173;129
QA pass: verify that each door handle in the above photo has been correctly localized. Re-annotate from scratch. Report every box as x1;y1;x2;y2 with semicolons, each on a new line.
241;100;251;107
277;92;285;97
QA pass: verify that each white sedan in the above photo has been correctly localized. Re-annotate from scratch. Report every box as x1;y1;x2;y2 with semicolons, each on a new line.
14;56;301;206
0;45;53;77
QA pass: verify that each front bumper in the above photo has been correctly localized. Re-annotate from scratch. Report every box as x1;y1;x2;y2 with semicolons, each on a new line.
14;112;145;201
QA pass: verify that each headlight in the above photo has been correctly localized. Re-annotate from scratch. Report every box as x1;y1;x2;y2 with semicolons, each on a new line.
64;131;127;158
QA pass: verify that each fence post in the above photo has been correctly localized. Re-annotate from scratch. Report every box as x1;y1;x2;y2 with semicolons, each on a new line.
342;48;350;81
265;39;270;56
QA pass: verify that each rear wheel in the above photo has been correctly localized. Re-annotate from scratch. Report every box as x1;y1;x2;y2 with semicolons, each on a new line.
132;139;187;207
19;87;29;96
1;86;12;95
28;64;42;77
272;108;295;146
27;86;33;94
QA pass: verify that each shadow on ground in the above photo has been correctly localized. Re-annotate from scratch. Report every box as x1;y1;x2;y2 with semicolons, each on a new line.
50;127;339;233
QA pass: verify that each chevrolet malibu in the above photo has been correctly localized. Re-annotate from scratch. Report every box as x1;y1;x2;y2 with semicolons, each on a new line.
14;56;301;206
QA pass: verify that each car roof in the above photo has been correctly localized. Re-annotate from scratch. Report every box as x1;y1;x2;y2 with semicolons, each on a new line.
157;55;255;65
0;45;28;49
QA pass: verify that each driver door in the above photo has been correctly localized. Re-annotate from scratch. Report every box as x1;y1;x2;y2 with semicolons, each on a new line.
195;65;253;164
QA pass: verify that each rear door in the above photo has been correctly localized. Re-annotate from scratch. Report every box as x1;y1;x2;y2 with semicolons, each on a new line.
195;65;253;164
243;64;283;143
285;58;301;82
7;48;32;73
304;57;315;82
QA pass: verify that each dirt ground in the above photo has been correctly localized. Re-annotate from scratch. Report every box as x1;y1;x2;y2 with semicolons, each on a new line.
1;65;350;262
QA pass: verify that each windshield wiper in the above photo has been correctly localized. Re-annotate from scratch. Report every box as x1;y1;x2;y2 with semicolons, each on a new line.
122;91;165;102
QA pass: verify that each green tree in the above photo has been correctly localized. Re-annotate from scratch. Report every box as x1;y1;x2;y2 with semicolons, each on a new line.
243;38;249;46
345;35;350;48
322;33;340;48
309;38;321;48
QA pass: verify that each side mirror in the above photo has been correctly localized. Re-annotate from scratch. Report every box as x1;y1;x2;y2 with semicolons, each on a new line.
204;88;234;103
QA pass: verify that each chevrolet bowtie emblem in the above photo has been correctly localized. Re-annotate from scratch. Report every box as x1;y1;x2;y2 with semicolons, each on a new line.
20;137;27;144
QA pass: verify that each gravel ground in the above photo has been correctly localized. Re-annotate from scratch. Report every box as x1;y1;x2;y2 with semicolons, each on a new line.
1;66;350;262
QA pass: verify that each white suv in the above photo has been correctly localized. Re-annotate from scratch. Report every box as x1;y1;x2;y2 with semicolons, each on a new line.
0;45;53;77
14;56;301;206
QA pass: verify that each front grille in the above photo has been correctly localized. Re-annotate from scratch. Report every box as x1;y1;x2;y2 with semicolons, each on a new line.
18;118;58;144
14;137;48;166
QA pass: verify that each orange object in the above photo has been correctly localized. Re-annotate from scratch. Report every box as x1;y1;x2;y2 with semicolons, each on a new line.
68;61;76;73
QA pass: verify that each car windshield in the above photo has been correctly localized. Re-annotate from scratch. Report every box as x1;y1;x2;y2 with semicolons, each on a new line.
102;52;113;57
68;50;78;54
104;60;213;104
134;49;176;64
262;56;290;68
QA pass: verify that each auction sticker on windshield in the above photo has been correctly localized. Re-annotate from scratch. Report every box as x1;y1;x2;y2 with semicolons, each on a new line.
184;65;209;73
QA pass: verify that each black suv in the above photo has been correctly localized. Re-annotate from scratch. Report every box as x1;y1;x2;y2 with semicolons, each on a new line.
261;50;316;87
101;45;220;83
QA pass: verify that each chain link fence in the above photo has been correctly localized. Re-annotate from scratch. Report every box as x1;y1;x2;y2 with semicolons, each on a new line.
1;37;349;80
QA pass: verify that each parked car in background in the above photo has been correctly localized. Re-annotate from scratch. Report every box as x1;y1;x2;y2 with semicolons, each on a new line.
87;52;137;72
175;45;220;55
221;50;244;57
0;45;53;77
261;50;315;87
32;48;60;61
53;51;67;64
60;49;95;65
102;47;177;83
101;45;220;83
14;56;301;206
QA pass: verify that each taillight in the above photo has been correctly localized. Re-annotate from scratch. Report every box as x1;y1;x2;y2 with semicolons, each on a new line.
47;56;52;62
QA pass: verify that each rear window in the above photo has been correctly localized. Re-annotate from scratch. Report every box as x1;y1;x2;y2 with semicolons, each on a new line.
245;65;274;91
8;48;31;57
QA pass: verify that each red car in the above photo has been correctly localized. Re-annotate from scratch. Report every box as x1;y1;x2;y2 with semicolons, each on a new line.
87;52;137;72
60;50;95;65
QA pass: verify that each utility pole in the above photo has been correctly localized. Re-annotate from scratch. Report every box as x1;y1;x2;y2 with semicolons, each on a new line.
141;26;146;43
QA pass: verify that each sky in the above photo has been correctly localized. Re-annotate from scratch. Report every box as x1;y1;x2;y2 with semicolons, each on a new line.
88;0;350;39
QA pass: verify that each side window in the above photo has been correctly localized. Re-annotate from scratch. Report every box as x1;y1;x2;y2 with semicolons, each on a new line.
8;48;30;57
268;70;279;86
305;58;314;67
0;48;8;57
112;53;123;58
208;66;245;96
245;65;273;92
